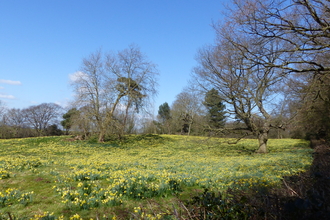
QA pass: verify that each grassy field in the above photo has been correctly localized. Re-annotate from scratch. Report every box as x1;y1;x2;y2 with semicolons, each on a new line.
0;135;312;219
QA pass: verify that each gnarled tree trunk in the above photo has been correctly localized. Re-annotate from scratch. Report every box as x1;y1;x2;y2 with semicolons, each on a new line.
98;130;105;143
256;130;268;153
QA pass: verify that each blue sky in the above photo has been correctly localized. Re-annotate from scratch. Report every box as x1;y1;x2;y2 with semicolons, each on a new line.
0;0;225;112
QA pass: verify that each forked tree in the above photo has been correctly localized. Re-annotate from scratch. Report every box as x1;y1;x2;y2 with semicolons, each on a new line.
71;45;158;142
193;21;286;153
227;0;330;141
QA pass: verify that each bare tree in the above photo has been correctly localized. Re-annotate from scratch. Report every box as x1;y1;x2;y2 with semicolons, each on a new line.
193;0;330;151
71;45;158;142
0;100;5;119
193;20;286;152
171;90;204;136
3;108;26;137
229;0;330;74
22;103;62;136
5;108;25;126
71;50;108;141
0;101;8;138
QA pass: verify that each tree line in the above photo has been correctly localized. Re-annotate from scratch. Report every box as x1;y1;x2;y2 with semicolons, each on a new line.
0;0;329;153
148;0;329;153
0;102;63;138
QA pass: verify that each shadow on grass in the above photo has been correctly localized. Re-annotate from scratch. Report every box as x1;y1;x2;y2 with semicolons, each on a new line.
84;134;174;148
177;140;330;220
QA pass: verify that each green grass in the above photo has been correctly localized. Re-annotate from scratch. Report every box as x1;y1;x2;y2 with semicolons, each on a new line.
0;135;312;219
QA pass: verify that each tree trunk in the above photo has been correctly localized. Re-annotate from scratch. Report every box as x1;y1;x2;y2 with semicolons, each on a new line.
98;128;105;143
121;100;132;136
166;120;171;134
256;131;268;153
187;121;192;136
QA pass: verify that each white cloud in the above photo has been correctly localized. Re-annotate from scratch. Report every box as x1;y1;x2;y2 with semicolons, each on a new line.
0;79;22;85
69;71;88;82
55;100;70;108
0;86;4;89
0;94;15;99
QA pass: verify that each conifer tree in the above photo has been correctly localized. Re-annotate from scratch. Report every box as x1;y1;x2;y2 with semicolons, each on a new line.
203;88;226;129
158;102;171;134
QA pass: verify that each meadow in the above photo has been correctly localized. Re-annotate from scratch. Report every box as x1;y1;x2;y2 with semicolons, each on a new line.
0;135;312;219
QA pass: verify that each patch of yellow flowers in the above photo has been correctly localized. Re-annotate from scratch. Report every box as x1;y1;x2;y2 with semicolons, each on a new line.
29;212;82;220
0;136;313;219
0;169;10;179
0;188;34;207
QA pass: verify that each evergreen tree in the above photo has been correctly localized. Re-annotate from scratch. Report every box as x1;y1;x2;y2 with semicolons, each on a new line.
158;102;171;134
203;88;226;129
158;102;171;122
61;108;79;134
